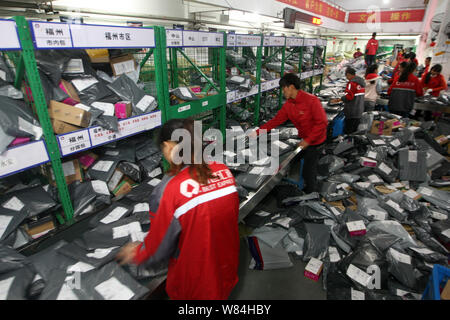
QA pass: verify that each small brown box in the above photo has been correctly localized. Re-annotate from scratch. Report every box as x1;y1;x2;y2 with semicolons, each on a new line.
60;79;80;102
441;280;450;300
48;100;91;127
110;54;137;76
370;120;393;136
48;159;83;186
51;119;81;135
435;135;449;146
86;49;110;63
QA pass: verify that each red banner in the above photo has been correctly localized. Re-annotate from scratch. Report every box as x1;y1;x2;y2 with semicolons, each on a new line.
348;9;426;23
277;0;346;22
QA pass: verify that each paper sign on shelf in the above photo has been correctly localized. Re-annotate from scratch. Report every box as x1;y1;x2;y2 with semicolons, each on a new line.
70;24;155;48
58;130;91;156
236;34;261;47
0;20;21;50
227;91;236;103
0;140;49;178
227;34;236;47
286;37;304;47
183;31;223;47
166;29;183;47
30;21;72;49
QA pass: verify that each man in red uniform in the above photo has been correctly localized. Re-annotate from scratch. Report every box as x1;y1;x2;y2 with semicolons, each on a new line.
365;32;379;66
116;119;240;300
421;57;432;78
252;73;328;194
354;48;363;59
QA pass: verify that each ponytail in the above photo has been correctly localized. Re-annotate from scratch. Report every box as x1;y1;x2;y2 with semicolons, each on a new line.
425;64;443;85
399;62;415;83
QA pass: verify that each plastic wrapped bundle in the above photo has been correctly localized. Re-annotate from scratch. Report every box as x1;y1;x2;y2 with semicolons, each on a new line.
397;149;427;182
302;223;331;262
317;155;345;176
247;236;293;270
0;264;36;300
170;87;199;102
0;245;30;275
69;181;111;217
118;162;142;183
226;50;246;65
88;202;133;228
0;207;28;243
87;159;120;182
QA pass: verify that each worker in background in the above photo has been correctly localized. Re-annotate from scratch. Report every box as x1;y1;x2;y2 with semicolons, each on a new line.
354;48;363;59
408;52;419;68
364;64;382;112
387;62;423;118
116;119;240;300
365;32;379;66
330;67;365;134
250;73;328;194
419;57;432;78
389;60;408;85
397;49;405;62
419;64;448;121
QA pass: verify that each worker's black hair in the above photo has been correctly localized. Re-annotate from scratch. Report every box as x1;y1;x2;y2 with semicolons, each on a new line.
372;32;376;38
345;67;356;76
399;62;416;82
426;57;432;61
409;52;416;60
365;64;378;76
403;52;410;59
357;48;360;50
158;118;214;185
279;73;301;90
424;64;443;84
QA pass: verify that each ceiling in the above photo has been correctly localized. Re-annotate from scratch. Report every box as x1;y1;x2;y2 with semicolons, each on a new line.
328;0;427;11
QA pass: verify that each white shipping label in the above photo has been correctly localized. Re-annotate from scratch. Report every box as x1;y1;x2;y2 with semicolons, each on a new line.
105;151;119;156
373;139;385;145
0;277;15;300
179;87;192;98
346;220;366;232
250;167;265;175
330;207;342;216
92;160;114;172
0;70;5;81
74;103;91;112
71;78;98;92
148;178;161;187
357;182;371;188
108;170;124;191
367;151;377;159
274;140;289;150
329;247;341;263
112;60;135;76
419;188;433;196
2;196;25;212
136;95;156;112
149;167;162;178
64;59;84;74
431;211;448;220
389;248;411;265
404;189;420;199
346;264;371;287
67;262;95;273
256;211;271;217
91;180;110;196
386;200;404;213
56;285;79;300
408;150;418;163
95;277;135;300
391;182;404;189
337;183;349;190
379;163;392;175
0;215;13;239
86;247;118;259
230;76;245;83
351;288;365;300
396;289;421;300
442;229;450;238
305;258;323;275
134;203;149;213
91;102;115;116
390;139;401;147
367;209;387;221
62;161;76;177
112;222;142;239
275;217;292;229
368;175;383;184
410;247;435;255
100;207;129;224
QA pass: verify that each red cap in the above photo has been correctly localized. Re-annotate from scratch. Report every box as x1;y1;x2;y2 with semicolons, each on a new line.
365;73;378;80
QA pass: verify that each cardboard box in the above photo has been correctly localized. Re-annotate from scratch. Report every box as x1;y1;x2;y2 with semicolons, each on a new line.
346;220;367;237
370;120;393;136
59;79;80;103
375;185;397;194
114;101;132;119
113;177;135;197
360;157;377;168
86;49;110;63
78;152;98;170
48;100;91;127
108;168;125;192
110;54;137;76
25;216;55;239
304;258;323;282
403;189;422;201
51;118;81;135
48;159;83;186
441;280;450;300
435;135;449;146
387;118;404;129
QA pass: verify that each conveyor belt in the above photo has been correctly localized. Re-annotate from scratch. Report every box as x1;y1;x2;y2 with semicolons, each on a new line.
377;98;450;114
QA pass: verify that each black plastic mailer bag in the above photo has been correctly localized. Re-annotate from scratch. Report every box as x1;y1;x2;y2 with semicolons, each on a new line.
281;228;304;253
356;197;389;221
37;268;92;300
302;223;331;262
367;220;417;249
406;246;448;265
410;225;449;256
387;278;423;300
247;236;293;270
92;115;119;133
379;196;408;222
35;50;71;86
87;106;104;126
135;140;160;161
0;54;15;83
325;269;354;300
57;241;121;270
0;125;14;154
171;87;199;101
374;161;399;183
0;244;29;275
0;201;30;243
74;77;114;106
0;84;24;100
123;261;167;281
104;144;136;163
0;265;36;300
430;219;450;244
131;202;150;225
69;181;111;217
235;171;270;190
0;96;43;140
417;186;450;211
386;245;417;289
250;226;289;249
88;202;133;228
138;153;163;178
77;262;150;300
87;159;119;182
317;155;345;176
398;149;428;182
117;162;141;183
330;224;353;254
124;178;158;203
328;173;360;184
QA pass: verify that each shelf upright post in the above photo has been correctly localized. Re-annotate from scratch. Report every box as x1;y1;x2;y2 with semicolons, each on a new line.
219;31;227;142
309;44;316;93
153;26;169;124
253;35;263;127
13;16;74;223
278;37;286;110
320;41;327;89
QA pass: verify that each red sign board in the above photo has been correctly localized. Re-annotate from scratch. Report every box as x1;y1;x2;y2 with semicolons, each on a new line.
348;9;425;23
277;0;346;22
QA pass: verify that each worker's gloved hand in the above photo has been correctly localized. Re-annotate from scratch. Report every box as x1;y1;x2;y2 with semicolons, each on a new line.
426;88;433;94
298;139;309;150
116;242;141;265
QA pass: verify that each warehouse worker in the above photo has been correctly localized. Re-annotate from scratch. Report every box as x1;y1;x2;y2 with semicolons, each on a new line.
250;73;328;194
116;119;240;300
387;62;423;118
365;32;378;66
419;64;447;121
354;48;363;59
419;57;432;78
364;64;382;112
330;67;365;134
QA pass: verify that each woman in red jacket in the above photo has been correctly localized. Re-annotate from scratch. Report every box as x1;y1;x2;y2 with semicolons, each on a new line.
420;64;448;121
116;119;240;300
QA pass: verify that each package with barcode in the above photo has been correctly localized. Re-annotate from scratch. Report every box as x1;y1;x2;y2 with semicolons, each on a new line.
87;159;119;182
397;149;427;182
374;161;399;183
302;223;331;262
304;257;324;282
386;246;419;290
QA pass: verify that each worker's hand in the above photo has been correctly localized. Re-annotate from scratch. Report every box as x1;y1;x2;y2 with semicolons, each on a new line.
248;130;258;139
116;242;140;265
426;88;433;94
298;140;309;149
330;98;341;104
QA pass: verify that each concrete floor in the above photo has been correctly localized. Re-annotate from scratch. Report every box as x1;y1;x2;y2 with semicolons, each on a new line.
229;160;327;300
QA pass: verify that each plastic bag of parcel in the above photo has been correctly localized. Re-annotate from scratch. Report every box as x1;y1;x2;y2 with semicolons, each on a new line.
135;139;160;161
302;223;331;262
88;202;133;228
410;225;449;256
317;155;345;176
107;74;157;115
356;197;389;221
0;54;15;83
35;50;71;86
92;115;119;133
0;207;28;243
139;154;163;180
250;226;289;249
235;169;271;190
430;219;450;244
247;236;293;270
87;159;120;182
103;143;136;163
0;244;30;275
367;220;417;249
72;76;115;106
69;181;111;217
397;149;427;182
0;80;24;100
118;161;141;183
416;186;450;211
386;244;421;290
0;264;36;300
171;87;199;102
